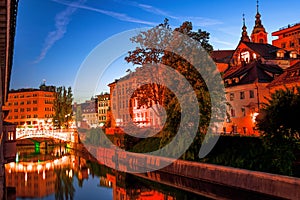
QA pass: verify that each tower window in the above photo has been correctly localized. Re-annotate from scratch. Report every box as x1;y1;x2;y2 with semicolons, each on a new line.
259;39;264;43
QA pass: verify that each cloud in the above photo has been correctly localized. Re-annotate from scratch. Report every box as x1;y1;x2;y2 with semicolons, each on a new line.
211;37;236;48
52;0;156;26
116;0;222;27
34;0;86;63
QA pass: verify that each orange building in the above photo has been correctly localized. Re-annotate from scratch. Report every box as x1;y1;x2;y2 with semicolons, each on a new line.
97;93;110;126
268;61;300;92
217;3;299;135
3;85;56;127
272;23;300;54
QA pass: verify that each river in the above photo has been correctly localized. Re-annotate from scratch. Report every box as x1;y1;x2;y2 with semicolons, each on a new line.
4;142;212;200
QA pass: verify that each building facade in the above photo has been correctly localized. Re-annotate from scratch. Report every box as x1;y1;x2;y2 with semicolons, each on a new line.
81;98;98;128
97;93;110;127
214;3;300;135
3;85;56;128
272;23;300;54
108;70;163;131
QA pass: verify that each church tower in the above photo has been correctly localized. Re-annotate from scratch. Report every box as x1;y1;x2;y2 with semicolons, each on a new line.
251;0;268;43
241;14;250;42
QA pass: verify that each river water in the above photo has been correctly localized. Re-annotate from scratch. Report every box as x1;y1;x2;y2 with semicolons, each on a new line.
4;144;212;200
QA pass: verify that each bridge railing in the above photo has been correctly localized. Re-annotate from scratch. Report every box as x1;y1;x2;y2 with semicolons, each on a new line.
16;128;74;142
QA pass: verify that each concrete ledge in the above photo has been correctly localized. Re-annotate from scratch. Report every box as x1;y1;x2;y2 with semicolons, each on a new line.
161;159;300;199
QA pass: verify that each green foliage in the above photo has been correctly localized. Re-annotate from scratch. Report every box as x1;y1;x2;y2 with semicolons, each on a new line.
125;19;218;159
130;137;161;153
53;86;73;129
256;86;300;175
75;104;83;126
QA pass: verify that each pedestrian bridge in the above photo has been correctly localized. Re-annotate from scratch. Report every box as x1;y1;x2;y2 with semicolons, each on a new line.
16;129;76;143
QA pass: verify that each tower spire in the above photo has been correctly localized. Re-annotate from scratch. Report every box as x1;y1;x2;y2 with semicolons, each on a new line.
251;0;268;43
241;14;250;42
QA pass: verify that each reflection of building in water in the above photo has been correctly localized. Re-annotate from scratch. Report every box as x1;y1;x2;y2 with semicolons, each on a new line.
6;164;56;198
108;172;175;200
99;176;113;188
4;154;90;199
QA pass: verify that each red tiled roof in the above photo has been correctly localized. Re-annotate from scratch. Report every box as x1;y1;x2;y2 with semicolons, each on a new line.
224;60;283;86
243;42;280;60
268;61;300;88
210;50;234;64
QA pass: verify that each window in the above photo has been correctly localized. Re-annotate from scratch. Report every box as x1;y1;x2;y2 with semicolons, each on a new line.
20;101;24;105
14;116;18;119
290;41;295;48
241;107;246;117
45;100;53;104
249;90;254;98
231;109;235;117
27;115;31;118
33;100;38;104
27;108;31;112
33;107;38;111
20;108;24;112
281;43;286;48
8;132;14;140
241;51;250;63
229;93;234;101
14;102;18;105
14;109;18;112
33;114;38;118
240;91;245;99
27;100;31;105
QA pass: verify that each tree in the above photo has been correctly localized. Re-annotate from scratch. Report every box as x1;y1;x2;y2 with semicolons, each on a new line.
74;103;83;126
53;86;73;129
124;19;220;159
256;86;300;175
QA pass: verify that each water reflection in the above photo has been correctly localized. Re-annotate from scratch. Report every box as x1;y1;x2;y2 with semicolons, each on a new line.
4;144;209;200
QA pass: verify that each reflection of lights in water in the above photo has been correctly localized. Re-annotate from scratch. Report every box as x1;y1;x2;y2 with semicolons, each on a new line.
43;170;45;180
69;169;73;178
18;164;23;171
27;164;33;171
54;159;59;165
37;164;42;174
10;162;15;168
88;168;90;175
62;156;68;162
46;162;51;169
15;152;19;163
25;172;27;186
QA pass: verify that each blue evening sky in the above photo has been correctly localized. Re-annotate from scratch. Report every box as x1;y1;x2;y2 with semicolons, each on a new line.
11;0;300;97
